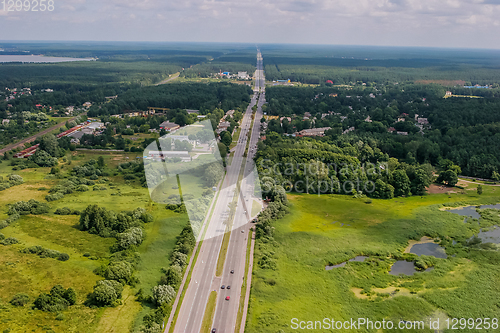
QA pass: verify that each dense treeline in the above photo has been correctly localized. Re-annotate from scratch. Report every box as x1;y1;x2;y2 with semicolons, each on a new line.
262;84;500;179
89;82;252;116
256;133;433;199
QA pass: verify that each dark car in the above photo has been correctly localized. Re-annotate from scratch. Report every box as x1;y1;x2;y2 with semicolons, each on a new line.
221;285;225;289
212;329;216;333
230;270;234;274
227;285;231;289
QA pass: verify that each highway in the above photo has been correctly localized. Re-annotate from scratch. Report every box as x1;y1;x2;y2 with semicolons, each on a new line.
172;50;265;333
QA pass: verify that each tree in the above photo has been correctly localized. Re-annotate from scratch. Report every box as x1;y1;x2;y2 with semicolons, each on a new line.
438;169;458;187
97;156;105;168
92;280;123;306
161;265;182;288
477;184;483;195
151;284;175;306
391;169;411;197
105;261;133;282
220;131;232;147
492;171;500;182
38;134;59;157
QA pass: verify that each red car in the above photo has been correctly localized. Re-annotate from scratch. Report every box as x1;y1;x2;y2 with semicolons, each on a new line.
225;296;230;301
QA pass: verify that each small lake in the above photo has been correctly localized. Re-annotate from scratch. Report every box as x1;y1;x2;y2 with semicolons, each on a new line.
326;256;368;270
478;226;500;244
0;55;95;63
389;260;433;276
446;204;500;243
410;243;447;258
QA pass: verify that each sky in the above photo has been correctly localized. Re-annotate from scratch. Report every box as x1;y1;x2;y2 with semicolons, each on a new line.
2;0;500;49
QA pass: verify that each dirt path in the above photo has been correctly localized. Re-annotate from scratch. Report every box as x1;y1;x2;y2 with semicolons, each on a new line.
155;73;180;86
0;112;87;156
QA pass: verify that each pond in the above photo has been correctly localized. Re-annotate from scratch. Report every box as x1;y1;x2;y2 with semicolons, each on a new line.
446;204;500;243
325;256;368;270
478;226;500;244
410;243;447;258
389;260;434;276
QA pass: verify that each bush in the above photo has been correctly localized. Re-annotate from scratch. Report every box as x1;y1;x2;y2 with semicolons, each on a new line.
151;284;175;306
10;293;30;306
46;192;65;202
92;280;124;306
33;285;76;312
105;261;133;282
1;237;19;245
8;199;50;215
58;253;70;261
76;185;89;192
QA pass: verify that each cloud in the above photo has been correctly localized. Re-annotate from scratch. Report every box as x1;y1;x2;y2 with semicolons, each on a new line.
1;0;500;48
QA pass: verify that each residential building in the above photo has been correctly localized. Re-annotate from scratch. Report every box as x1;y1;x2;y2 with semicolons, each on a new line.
296;127;331;137
160;121;181;131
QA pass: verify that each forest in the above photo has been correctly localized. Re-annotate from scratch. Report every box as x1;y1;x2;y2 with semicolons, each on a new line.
89;82;253;116
261;83;500;180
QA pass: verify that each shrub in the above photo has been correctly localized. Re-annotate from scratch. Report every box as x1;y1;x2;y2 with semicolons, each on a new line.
76;185;89;192
8;199;50;215
33;285;76;312
46;192;65;202
10;293;30;306
105;261;133;282
92;280;124;306
58;253;70;261
1;237;20;245
151;284;175;306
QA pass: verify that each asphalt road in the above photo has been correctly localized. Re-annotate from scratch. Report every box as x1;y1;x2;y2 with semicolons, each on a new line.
172;50;265;333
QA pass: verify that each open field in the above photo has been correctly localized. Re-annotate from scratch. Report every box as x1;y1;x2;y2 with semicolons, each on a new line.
0;151;192;333
246;189;500;332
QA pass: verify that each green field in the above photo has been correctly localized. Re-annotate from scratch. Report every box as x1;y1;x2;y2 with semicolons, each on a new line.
0;151;192;333
246;187;500;332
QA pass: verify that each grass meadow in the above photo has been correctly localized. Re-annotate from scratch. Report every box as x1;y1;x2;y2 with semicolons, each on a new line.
0;151;193;333
246;185;500;332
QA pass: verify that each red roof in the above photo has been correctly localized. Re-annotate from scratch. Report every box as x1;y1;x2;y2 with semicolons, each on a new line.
326;80;333;84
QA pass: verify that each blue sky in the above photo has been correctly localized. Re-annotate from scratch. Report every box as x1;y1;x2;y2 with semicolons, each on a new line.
2;0;500;49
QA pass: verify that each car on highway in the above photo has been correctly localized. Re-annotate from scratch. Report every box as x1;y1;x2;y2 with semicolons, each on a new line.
212;329;216;333
227;285;231;289
230;270;234;274
221;285;225;289
225;296;230;301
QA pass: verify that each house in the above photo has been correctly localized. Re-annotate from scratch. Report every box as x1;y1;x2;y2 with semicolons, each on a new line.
397;117;406;122
238;72;249;79
295;127;331;137
186;109;199;114
280;117;292;123
105;95;118;100
66;106;74;113
417;118;429;125
217;121;231;134
2;119;10;125
397;131;408;136
70;138;80;145
388;127;396;133
364;116;372;123
160;121;180;131
326;80;333;84
83;102;92;108
329;93;338;97
35;104;43;108
445;91;452;97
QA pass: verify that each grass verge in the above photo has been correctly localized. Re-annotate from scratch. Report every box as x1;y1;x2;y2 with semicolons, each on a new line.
200;291;218;333
235;229;253;333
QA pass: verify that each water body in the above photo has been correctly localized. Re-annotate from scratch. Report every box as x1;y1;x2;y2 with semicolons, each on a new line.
325;256;368;270
478;226;500;244
389;260;434;276
447;204;500;243
0;55;95;63
410;243;447;258
446;206;480;218
389;261;417;276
